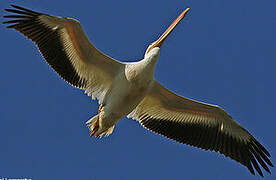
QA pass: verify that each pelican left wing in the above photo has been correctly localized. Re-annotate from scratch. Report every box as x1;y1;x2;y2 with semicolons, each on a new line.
3;5;124;103
128;80;273;176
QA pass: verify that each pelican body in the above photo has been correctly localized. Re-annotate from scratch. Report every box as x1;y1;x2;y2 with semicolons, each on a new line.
3;5;273;177
93;53;159;136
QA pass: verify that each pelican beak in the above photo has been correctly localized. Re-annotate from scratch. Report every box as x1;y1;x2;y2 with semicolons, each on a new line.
146;8;190;54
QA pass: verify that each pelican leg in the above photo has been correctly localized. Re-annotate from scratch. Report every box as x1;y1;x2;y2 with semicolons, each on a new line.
90;128;97;137
98;104;103;114
89;104;103;137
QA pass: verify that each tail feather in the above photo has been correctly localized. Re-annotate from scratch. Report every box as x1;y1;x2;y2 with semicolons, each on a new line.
99;125;115;137
86;114;99;130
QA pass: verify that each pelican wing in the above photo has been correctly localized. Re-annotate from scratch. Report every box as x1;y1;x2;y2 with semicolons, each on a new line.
128;80;273;176
3;5;124;103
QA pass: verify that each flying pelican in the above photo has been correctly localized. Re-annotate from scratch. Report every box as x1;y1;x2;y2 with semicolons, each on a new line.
3;4;273;176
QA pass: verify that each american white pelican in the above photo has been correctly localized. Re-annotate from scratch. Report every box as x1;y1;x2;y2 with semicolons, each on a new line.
3;5;273;176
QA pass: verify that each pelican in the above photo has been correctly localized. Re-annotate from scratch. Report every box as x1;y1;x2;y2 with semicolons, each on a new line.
3;5;273;176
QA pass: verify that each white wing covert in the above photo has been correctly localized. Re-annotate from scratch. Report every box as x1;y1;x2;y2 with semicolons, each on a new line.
3;5;124;103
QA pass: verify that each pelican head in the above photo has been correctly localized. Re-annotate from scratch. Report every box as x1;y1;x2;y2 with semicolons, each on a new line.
144;41;160;59
144;8;190;58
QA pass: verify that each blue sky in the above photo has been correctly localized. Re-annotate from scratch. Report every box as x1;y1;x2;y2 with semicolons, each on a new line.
0;0;275;179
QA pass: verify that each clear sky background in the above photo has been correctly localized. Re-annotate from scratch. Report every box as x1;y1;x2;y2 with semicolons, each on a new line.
0;0;275;179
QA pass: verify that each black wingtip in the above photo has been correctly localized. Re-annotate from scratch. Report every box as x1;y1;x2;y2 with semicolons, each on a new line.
10;4;40;15
4;5;40;16
4;8;12;12
3;15;30;18
247;162;255;176
10;4;26;9
4;8;26;15
3;4;41;29
5;24;18;29
253;139;271;157
2;20;16;28
11;4;21;8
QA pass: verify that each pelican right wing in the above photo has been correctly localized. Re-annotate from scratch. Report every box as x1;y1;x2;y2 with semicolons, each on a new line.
3;5;124;103
128;80;273;176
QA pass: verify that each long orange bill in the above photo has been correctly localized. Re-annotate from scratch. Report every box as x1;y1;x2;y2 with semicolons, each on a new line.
146;8;190;53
